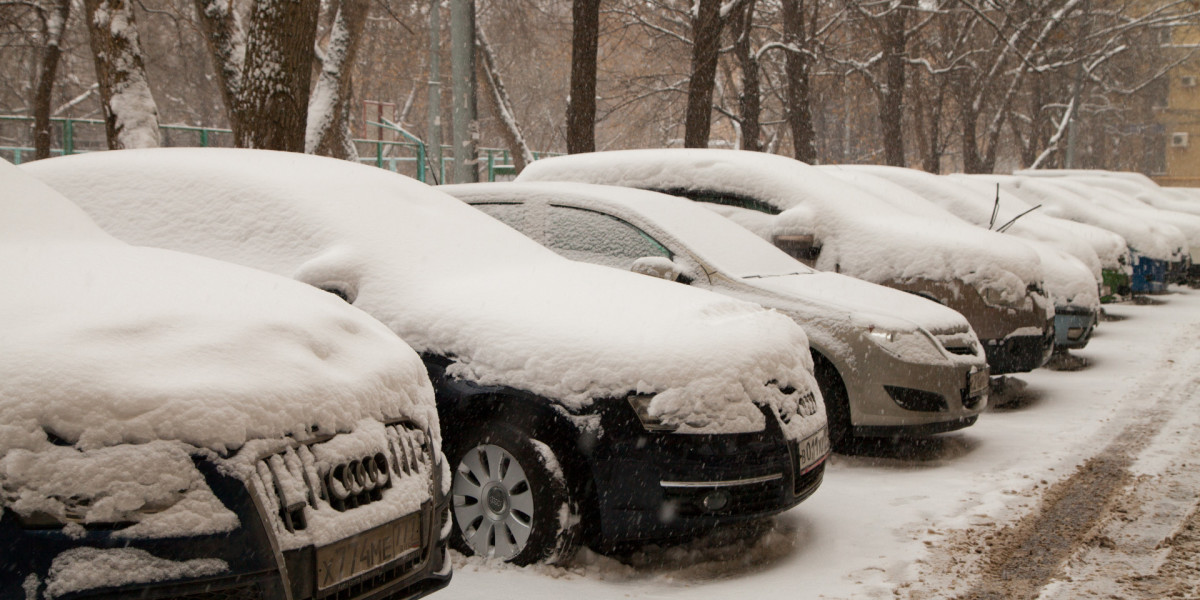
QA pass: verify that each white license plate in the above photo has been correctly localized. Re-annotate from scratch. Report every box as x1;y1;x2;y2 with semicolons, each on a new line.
968;369;990;398
796;428;831;474
316;513;421;590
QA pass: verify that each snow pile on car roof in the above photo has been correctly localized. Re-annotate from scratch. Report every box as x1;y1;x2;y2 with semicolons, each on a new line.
518;149;1044;303
0;160;437;456
24;149;823;438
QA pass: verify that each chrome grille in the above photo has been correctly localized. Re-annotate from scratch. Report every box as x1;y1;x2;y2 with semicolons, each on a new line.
934;332;978;356
254;423;431;533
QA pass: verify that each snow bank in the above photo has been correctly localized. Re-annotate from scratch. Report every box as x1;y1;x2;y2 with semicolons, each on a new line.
23;149;823;439
518;150;1045;307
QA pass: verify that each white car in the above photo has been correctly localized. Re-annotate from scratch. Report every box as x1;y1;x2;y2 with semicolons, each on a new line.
444;181;991;450
518;149;1056;375
0;159;450;600
24;148;829;565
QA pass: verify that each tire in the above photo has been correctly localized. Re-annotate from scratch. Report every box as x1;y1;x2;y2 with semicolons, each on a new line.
812;352;853;452
448;423;579;565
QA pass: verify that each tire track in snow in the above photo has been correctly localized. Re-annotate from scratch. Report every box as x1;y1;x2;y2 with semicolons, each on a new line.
942;316;1200;600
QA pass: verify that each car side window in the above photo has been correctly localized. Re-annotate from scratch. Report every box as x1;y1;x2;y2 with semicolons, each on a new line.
653;188;782;215
472;202;530;235
546;205;670;270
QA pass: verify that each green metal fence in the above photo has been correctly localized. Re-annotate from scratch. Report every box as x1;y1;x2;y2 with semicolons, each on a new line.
1;115;557;183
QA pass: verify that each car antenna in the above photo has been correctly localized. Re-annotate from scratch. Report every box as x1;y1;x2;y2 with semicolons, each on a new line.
996;205;1042;233
988;184;1001;230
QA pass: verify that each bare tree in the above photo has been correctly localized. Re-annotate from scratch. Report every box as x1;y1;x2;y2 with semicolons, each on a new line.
477;25;534;171
567;0;600;153
31;0;70;159
781;0;816;162
730;0;760;151
83;0;160;149
683;0;723;147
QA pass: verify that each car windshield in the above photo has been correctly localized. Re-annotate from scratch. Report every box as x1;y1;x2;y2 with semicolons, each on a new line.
621;193;815;279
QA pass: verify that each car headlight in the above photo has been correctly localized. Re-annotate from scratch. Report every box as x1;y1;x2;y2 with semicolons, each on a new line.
980;285;1030;309
627;394;679;432
866;327;945;362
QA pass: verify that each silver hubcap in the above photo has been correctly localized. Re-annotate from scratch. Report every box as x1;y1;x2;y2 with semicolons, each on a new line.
452;444;534;560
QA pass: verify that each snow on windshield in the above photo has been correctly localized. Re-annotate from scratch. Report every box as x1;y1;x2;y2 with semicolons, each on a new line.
24;149;824;439
518;149;1044;304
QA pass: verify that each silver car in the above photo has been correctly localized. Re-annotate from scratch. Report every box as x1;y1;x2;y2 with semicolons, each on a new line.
443;181;991;450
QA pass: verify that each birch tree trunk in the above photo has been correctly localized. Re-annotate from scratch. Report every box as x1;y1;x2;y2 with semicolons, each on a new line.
683;0;723;148
306;0;368;159
32;0;70;160
83;0;160;150
566;0;600;154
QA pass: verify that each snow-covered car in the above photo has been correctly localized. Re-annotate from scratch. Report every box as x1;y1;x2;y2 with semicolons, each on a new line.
1015;170;1199;284
517;149;1056;375
818;165;1101;352
0;160;450;600
24;148;829;566
958;175;1133;302
443;181;990;450
1013;177;1188;294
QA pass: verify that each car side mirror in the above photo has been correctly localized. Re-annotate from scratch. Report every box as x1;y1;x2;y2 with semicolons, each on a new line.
631;256;683;282
773;234;821;268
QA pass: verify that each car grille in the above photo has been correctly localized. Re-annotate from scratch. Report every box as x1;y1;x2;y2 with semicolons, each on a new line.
172;585;265;600
254;423;431;533
934;332;978;356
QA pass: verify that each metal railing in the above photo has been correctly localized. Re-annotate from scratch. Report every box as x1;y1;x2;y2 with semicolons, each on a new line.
1;115;558;184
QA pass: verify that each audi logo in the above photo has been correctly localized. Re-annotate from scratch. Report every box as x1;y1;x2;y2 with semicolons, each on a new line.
777;391;819;424
326;453;391;500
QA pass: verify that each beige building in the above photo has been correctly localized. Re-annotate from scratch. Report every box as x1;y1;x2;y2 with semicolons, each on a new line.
1154;12;1200;187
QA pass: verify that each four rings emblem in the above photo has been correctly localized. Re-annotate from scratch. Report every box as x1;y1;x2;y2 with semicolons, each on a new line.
326;453;391;500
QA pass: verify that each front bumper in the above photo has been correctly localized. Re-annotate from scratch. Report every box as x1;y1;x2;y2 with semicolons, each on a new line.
584;405;827;546
983;318;1055;374
1;447;451;600
840;340;988;434
1053;306;1097;350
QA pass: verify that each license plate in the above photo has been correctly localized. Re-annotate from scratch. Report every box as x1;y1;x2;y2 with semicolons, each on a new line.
316;514;421;590
795;428;831;474
968;369;990;398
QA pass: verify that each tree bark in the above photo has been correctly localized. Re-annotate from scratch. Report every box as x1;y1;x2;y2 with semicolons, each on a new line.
83;0;160;150
683;0;723;148
566;0;600;154
238;0;320;151
731;0;761;152
781;0;815;162
32;0;70;160
193;0;245;138
477;27;533;172
306;0;368;159
877;0;914;167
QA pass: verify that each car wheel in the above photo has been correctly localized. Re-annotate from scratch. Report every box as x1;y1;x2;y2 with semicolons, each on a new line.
449;423;579;565
812;352;852;452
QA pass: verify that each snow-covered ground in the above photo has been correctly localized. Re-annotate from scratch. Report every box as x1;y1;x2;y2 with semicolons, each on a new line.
446;287;1200;599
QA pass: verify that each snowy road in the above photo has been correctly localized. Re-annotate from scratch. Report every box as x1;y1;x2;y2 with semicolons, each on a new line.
445;288;1200;599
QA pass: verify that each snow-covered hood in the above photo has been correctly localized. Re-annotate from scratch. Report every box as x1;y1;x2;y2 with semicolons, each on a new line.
0;160;437;456
1046;176;1199;260
519;150;1045;305
745;272;974;334
24;149;821;437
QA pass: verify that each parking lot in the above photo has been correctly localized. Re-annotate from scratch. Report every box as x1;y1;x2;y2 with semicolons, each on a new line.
448;288;1200;600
